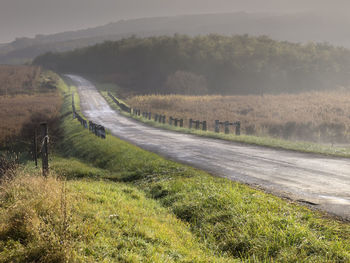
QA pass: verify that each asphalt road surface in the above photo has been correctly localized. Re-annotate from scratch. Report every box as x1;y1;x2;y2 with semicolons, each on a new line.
67;75;350;220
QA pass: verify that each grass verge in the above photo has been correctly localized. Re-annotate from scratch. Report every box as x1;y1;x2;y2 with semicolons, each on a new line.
1;165;229;262
101;91;350;158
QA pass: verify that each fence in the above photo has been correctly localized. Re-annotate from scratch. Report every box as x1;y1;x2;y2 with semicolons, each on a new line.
72;92;106;139
108;92;131;113
142;112;152;120
89;121;106;139
133;109;141;116
169;117;184;127
215;120;241;135
189;119;207;131
154;114;166;124
109;92;241;136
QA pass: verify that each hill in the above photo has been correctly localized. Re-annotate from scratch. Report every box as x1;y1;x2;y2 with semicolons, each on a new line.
3;12;350;64
34;35;350;95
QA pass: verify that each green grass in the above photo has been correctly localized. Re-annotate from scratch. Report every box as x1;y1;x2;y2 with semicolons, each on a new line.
59;82;350;262
100;91;350;158
0;166;231;262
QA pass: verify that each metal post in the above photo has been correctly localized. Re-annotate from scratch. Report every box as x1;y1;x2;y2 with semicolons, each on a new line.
40;123;49;177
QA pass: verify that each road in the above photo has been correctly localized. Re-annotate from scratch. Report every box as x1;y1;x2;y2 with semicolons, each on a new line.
67;75;350;220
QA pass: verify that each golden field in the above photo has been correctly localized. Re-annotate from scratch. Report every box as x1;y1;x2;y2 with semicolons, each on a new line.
0;94;61;143
0;66;61;144
0;65;42;95
126;91;350;143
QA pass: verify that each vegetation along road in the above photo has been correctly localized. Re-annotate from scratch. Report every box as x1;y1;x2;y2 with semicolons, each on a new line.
67;74;350;220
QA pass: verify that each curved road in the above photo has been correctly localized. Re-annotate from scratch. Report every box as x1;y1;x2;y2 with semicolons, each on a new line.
67;75;350;220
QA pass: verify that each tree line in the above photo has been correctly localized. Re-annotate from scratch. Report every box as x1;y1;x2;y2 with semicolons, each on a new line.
34;34;350;95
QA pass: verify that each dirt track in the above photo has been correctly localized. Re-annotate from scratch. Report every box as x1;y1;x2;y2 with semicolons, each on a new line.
67;75;350;220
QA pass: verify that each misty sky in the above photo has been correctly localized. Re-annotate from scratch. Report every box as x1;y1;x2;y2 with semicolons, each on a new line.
0;0;348;43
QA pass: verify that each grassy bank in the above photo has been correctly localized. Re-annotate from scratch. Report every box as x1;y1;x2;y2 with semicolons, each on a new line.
1;166;229;262
101;91;350;158
62;82;350;261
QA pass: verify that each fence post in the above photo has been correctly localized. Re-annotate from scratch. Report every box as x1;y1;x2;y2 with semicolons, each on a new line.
33;130;37;168
189;119;193;129
224;121;230;134
235;121;241;136
203;121;207;131
215;120;220;133
40;123;49;177
195;120;200;130
169;117;173;126
155;114;158;122
149;112;152;120
162;115;166;124
174;118;178;127
180;119;183;127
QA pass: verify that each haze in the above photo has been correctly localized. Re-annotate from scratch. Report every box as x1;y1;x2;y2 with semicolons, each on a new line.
0;0;349;43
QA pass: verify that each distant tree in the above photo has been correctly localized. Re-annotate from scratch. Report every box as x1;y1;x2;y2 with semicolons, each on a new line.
164;71;208;95
33;34;350;95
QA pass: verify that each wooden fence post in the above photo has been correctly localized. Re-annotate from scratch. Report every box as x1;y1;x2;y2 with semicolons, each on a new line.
155;114;158;122
33;130;37;168
215;120;220;133
224;121;230;134
189;119;193;129
203;121;207;131
169;117;173;125
149;112;152;120
180;119;183;127
235;121;241;136
162;115;166;124
40;123;49;177
195;120;200;130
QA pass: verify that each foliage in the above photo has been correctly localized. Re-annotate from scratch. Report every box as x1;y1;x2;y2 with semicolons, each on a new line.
164;71;208;95
34;35;350;95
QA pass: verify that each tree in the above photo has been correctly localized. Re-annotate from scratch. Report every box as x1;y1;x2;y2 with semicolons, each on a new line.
164;71;208;95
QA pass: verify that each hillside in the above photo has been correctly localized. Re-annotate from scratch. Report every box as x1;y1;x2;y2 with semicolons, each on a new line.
3;12;350;64
34;35;350;95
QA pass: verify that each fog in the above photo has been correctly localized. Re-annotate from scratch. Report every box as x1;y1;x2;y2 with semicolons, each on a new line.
1;0;349;43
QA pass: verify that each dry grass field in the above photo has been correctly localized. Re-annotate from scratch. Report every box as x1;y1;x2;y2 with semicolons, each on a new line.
0;65;42;95
0;66;61;144
0;94;61;143
127;91;350;143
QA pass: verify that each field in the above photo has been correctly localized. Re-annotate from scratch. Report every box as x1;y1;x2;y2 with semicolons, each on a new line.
0;66;61;145
126;91;350;144
0;65;42;95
